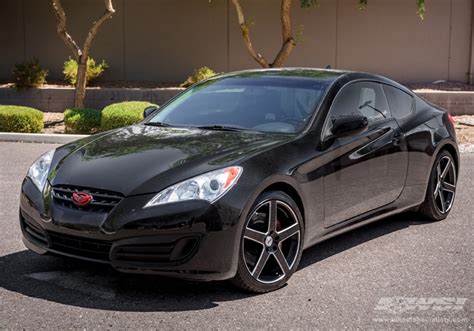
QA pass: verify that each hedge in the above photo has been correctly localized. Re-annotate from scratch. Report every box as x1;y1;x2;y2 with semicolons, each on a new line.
64;108;101;134
100;101;158;131
0;105;43;133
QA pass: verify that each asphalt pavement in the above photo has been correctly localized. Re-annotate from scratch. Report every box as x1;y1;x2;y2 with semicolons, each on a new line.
0;142;472;329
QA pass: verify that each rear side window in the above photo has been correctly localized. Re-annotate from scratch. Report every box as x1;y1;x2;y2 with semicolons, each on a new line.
382;85;414;121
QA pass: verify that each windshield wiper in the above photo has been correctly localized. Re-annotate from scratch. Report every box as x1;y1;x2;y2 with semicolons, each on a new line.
196;125;251;132
144;121;172;127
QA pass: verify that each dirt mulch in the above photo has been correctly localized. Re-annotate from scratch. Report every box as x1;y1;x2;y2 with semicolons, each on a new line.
455;116;474;145
43;113;474;145
407;81;474;92
43;112;65;134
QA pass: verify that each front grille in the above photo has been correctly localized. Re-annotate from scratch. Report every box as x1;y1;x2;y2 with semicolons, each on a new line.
52;185;123;213
48;231;112;261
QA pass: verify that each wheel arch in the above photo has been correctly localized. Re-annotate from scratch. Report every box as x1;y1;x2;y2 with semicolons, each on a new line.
261;182;305;225
241;175;307;229
435;140;460;175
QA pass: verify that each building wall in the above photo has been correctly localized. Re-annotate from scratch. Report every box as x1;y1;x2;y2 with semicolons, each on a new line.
0;0;472;84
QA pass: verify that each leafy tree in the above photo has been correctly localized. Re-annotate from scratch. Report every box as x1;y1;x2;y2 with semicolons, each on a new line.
50;0;115;108
229;0;426;68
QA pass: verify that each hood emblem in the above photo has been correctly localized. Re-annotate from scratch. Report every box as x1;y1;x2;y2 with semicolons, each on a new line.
72;192;93;206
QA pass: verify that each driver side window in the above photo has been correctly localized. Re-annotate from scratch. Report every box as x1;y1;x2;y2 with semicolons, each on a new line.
325;82;390;136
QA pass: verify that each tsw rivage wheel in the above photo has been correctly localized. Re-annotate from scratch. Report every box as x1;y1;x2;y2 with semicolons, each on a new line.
232;191;304;293
419;150;457;221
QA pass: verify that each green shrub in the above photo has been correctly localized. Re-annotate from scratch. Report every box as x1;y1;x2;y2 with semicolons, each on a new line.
64;108;101;134
12;58;48;90
63;57;109;86
181;66;217;88
0;105;43;133
101;101;158;131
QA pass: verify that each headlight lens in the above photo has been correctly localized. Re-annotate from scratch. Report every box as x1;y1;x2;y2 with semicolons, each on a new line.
144;166;242;208
27;150;55;191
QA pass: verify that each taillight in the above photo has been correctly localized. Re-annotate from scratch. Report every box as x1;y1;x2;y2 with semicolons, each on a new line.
447;112;455;125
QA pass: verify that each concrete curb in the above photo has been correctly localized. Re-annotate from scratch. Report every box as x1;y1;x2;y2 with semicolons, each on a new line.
0;132;88;144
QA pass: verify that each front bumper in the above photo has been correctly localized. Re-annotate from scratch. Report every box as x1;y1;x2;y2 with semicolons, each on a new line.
20;178;244;281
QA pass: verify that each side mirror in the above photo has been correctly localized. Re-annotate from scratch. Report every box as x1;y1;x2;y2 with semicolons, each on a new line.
331;115;368;137
143;105;159;119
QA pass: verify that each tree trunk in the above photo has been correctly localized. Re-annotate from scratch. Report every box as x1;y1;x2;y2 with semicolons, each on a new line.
231;0;270;68
51;0;115;109
230;0;296;68
75;60;87;108
272;0;296;67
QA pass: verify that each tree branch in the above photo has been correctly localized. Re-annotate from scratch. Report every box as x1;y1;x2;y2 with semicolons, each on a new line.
272;0;296;67
82;0;115;62
50;0;81;59
231;0;270;68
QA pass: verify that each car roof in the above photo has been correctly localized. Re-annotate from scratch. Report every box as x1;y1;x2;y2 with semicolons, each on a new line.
212;68;414;95
217;67;348;81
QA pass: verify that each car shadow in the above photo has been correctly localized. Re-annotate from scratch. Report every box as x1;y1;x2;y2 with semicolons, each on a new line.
0;212;432;312
298;212;432;270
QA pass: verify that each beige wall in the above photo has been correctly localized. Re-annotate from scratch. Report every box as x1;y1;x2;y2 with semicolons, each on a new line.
0;0;472;83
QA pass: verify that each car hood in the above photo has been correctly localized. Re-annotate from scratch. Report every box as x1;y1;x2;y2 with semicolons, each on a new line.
50;125;291;196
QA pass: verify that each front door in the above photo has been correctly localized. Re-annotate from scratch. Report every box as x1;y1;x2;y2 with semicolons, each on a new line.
321;81;408;228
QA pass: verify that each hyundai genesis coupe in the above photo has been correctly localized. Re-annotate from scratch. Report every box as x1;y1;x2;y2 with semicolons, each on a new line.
20;69;459;292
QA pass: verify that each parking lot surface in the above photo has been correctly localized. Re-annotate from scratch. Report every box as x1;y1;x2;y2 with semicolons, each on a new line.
0;142;472;329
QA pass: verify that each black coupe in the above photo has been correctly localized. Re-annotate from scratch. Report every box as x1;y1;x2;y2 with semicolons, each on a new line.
20;69;459;292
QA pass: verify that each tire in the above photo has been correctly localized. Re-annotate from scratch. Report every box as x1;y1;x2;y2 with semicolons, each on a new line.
231;191;304;293
418;150;457;221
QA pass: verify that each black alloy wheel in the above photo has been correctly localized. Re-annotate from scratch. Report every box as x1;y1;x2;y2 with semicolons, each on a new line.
232;191;304;293
419;150;457;221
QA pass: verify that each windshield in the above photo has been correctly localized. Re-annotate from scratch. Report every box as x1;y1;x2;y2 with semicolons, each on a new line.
148;74;331;133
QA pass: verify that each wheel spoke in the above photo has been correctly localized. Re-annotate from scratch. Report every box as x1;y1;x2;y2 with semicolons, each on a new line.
252;249;270;279
437;163;442;179
440;159;451;180
442;181;456;194
274;248;290;276
439;191;447;213
434;184;440;198
244;227;267;245
277;223;299;242
268;200;278;233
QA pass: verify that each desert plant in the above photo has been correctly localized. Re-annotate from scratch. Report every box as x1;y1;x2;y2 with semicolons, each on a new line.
181;66;217;88
63;57;109;86
0;105;43;133
101;101;158;131
64;108;101;134
12;58;48;89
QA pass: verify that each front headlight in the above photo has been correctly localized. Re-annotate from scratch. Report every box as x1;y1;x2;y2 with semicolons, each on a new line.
144;166;243;208
27;149;55;192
